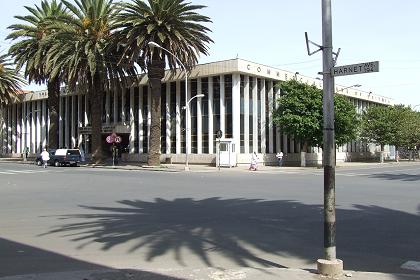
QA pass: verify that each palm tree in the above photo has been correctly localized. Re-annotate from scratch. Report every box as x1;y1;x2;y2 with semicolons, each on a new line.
115;0;213;166
46;0;136;163
0;54;25;105
7;0;67;150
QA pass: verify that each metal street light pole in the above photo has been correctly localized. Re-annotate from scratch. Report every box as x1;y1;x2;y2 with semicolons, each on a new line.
317;0;343;277
147;42;189;170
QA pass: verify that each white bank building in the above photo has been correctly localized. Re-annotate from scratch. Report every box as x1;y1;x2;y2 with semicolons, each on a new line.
0;58;394;166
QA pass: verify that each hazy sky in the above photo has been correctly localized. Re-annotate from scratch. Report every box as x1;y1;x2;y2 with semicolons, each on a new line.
1;0;419;108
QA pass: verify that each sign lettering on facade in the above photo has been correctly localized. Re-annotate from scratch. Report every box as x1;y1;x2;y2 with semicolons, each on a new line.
331;61;379;77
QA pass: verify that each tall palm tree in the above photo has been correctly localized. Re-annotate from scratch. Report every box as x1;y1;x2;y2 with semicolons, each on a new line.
7;0;68;150
47;0;136;163
115;0;213;166
0;54;25;105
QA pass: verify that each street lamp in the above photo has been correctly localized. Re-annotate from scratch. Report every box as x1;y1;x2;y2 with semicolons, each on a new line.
335;84;361;93
147;41;190;170
22;109;40;161
184;94;204;170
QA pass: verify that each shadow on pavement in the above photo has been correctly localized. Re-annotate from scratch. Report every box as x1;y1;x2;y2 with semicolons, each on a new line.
40;198;420;275
369;173;420;182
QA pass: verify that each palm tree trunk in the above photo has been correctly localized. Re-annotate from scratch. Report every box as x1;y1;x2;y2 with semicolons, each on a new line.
90;71;104;163
47;78;60;149
147;53;165;166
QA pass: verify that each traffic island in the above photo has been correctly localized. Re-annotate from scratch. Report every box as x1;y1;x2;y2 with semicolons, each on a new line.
317;259;343;278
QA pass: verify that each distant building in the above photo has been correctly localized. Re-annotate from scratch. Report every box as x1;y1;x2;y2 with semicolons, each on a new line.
0;58;394;165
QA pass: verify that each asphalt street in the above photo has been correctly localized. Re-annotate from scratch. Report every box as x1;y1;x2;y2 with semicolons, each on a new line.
0;162;419;278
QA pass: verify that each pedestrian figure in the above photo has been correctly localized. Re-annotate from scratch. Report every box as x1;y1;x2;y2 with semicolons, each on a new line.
276;151;284;167
249;152;258;171
40;148;50;168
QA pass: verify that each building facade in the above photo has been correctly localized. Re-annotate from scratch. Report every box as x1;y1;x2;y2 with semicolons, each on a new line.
0;58;394;165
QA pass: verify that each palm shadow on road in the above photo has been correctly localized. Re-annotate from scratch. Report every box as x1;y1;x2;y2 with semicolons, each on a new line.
40;198;420;274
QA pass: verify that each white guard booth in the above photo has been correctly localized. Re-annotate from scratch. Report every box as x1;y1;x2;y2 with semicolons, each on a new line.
215;138;237;168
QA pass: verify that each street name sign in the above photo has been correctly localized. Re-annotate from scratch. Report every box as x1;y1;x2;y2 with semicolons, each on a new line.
331;61;379;77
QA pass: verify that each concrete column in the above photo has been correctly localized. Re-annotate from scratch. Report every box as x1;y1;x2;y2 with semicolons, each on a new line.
268;81;274;153
26;102;31;152
78;93;83;146
244;76;249;154
41;100;47;149
36;101;41;152
276;87;281;152
261;79;266;154
252;77;258;153
176;81;181;154
105;88;110;124
187;80;191;154
71;95;76;148
166;82;171;154
129;87;135;154
208;78;214;154
121;86;126;123
16;104;22;153
232;73;241;153
59;98;63;148
11;104;16;154
7;106;11;153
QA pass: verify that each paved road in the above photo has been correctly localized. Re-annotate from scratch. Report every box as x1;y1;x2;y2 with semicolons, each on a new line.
0;162;419;277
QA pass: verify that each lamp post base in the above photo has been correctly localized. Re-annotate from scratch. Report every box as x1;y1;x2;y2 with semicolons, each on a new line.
317;259;343;278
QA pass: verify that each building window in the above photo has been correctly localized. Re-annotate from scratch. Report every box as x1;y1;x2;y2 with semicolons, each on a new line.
224;74;233;139
249;78;253;153
240;75;245;153
125;88;130;122
161;83;167;153
170;82;176;153
180;81;186;153
134;87;139;153
265;80;270;153
201;78;209;154
190;79;198;154
212;76;220;150
257;78;262;153
142;86;148;153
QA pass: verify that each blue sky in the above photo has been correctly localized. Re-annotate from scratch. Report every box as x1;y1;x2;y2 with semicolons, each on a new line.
1;0;419;108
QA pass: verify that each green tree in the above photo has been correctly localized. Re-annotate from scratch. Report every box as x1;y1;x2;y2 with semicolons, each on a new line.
360;105;394;162
7;0;67;149
273;79;359;166
46;0;136;163
114;0;213;166
0;54;25;105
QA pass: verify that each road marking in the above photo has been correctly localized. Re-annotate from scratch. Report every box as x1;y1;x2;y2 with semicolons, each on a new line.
0;169;50;175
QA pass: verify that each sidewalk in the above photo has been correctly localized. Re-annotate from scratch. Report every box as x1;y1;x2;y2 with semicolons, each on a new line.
0;156;418;173
1;267;420;280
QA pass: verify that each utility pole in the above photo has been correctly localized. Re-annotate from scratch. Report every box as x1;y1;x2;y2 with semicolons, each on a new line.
316;0;343;276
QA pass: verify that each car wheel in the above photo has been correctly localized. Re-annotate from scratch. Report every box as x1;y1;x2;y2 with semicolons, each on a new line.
54;161;60;167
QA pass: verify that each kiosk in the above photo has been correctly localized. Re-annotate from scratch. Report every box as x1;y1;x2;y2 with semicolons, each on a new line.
216;138;237;168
